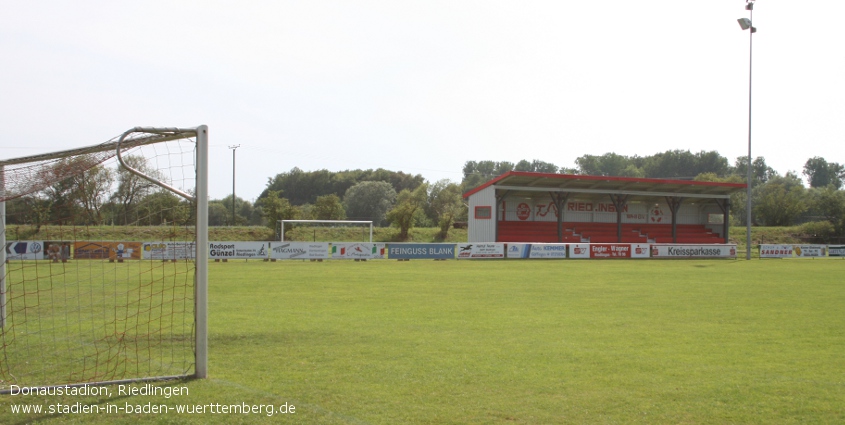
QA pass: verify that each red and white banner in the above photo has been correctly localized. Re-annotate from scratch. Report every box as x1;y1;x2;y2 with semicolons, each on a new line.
457;243;505;259
760;244;794;258
569;243;649;259
651;244;736;258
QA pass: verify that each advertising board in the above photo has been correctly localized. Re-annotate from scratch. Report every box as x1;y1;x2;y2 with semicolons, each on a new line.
209;242;268;260
759;244;794;258
456;243;505;259
270;242;330;260
829;245;845;257
72;242;141;260
569;244;591;259
651;244;736;258
142;242;196;260
331;243;386;260
568;243;650;259
5;241;44;260
794;245;826;257
387;243;455;260
506;243;568;259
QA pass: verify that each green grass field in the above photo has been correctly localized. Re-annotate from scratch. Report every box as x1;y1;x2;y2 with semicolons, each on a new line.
2;259;844;424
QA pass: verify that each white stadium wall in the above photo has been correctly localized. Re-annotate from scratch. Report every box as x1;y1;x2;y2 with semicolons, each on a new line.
468;185;497;243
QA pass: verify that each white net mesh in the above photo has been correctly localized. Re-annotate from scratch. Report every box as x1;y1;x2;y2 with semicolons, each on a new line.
0;128;201;390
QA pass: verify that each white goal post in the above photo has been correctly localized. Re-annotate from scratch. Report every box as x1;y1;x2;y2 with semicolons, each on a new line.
280;220;373;242
0;126;208;392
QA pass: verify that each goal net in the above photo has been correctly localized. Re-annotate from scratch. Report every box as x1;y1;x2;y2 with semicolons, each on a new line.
0;126;208;392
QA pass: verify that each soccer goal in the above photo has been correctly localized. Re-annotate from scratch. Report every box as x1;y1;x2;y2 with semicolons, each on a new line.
0;126;208;392
279;220;373;242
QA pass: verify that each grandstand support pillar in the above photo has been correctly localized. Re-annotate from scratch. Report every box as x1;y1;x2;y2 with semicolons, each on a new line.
716;198;730;243
549;192;569;243
609;194;628;243
665;196;684;244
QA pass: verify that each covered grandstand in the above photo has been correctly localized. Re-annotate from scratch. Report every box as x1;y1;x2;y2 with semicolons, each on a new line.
463;172;746;244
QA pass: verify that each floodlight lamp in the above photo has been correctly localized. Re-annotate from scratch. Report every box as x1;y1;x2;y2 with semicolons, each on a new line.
738;18;752;30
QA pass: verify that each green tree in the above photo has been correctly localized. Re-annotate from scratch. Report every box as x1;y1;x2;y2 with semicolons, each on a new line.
257;190;299;229
343;181;396;225
576;153;635;176
111;155;161;224
314;194;346;220
427;180;464;240
461;161;514;191
753;173;808;226
803;157;844;189
733;156;776;188
807;186;845;234
136;191;186;225
261;167;424;206
387;184;429;241
208;201;231;226
515;159;559;173
71;164;113;225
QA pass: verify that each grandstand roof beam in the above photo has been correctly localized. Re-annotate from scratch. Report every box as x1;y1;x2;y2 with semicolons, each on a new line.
493;185;732;200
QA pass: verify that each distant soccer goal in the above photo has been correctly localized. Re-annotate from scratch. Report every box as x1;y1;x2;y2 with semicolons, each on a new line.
279;220;373;242
0;126;208;392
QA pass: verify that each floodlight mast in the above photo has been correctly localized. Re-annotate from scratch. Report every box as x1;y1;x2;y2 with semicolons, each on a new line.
738;0;756;260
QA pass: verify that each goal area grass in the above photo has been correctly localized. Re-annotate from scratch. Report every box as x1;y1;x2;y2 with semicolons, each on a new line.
3;259;844;424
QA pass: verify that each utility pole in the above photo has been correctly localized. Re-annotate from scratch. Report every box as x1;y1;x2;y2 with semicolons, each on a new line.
229;145;240;226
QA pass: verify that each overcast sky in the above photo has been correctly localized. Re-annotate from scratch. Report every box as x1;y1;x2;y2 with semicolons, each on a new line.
2;1;843;201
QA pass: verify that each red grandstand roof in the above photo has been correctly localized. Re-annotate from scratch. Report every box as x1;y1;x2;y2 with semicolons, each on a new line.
463;171;746;201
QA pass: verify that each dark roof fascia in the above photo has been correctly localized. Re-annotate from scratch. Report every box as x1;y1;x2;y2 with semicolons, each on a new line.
462;171;747;199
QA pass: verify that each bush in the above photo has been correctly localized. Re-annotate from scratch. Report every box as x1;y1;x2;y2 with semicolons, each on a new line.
798;221;836;242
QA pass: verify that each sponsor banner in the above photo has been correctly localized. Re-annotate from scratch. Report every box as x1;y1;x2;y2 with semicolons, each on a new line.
331;243;386;260
270;242;330;260
5;241;44;260
209;242;268;259
387;243;455;260
630;244;651;258
829;245;845;257
456;243;505;259
72;242;141;260
569;244;591;259
760;244;794;258
590;244;632;259
651;244;737;258
571;244;651;259
44;241;72;261
507;244;530;259
794;245;826;258
108;242;142;260
74;242;111;259
526;243;568;259
142;242;196;260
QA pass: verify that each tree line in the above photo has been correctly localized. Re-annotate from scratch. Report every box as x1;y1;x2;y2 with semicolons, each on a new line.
6;149;844;241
